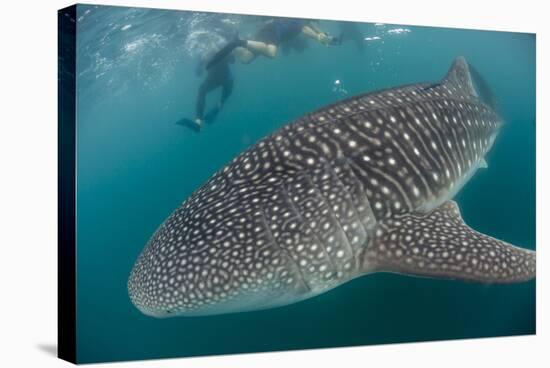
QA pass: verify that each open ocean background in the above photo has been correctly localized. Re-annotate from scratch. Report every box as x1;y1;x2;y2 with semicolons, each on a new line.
72;4;535;364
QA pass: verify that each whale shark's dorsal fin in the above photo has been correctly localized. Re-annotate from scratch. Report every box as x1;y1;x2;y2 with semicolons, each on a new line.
442;56;478;99
363;201;535;283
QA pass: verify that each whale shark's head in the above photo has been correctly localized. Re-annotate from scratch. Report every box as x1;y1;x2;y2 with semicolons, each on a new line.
127;224;205;318
128;244;171;318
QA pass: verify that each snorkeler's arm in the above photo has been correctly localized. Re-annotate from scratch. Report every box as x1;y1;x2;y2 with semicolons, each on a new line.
306;20;324;34
301;24;334;46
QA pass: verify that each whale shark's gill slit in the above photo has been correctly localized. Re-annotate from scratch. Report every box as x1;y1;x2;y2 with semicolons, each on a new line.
314;171;353;254
280;180;305;220
322;160;367;238
280;180;333;268
284;171;357;276
258;203;311;292
282;181;339;279
303;172;355;257
309;162;365;257
333;156;378;231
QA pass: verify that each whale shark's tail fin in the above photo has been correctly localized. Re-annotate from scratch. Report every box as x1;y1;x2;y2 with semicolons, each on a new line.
442;56;499;111
469;63;499;112
442;56;478;100
362;201;536;283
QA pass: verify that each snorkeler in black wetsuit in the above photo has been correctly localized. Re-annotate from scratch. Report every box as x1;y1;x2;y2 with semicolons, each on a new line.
192;52;235;129
184;18;339;131
206;18;340;69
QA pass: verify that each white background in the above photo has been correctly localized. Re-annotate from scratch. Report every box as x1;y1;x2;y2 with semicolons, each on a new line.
0;0;547;366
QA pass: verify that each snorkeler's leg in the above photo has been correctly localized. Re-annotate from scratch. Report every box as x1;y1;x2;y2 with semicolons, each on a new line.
195;82;211;128
220;77;234;107
234;47;256;64
302;25;322;41
243;40;277;58
204;77;233;123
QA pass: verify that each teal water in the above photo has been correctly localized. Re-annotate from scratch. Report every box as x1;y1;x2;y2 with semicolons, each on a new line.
74;4;536;364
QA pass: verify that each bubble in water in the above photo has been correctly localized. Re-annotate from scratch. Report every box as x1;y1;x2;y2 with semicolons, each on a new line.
364;36;381;42
387;28;411;35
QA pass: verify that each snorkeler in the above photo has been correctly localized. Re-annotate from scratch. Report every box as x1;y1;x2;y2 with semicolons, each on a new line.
207;18;340;69
192;51;235;129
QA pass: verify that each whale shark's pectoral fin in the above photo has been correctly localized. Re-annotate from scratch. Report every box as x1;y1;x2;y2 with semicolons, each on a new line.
363;201;535;283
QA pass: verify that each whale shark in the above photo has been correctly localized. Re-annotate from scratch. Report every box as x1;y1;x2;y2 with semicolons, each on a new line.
128;57;536;317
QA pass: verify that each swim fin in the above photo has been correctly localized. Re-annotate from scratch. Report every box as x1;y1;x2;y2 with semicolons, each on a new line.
175;117;201;133
175;108;220;132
